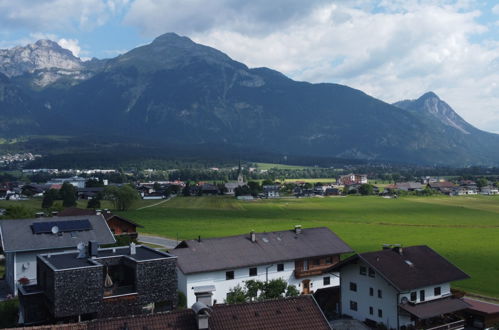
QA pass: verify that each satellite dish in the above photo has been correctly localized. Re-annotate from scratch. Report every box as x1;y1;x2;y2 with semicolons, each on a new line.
401;297;409;304
51;226;59;234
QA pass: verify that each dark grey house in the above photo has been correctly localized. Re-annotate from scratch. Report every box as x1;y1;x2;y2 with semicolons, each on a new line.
18;243;177;325
0;215;116;294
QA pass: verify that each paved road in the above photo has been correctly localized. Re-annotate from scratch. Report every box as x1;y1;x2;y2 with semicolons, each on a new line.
138;234;179;250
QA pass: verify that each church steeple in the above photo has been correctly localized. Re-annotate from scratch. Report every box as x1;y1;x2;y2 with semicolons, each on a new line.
237;160;244;185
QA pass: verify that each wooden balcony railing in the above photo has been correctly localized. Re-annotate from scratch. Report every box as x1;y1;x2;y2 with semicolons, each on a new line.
425;319;465;330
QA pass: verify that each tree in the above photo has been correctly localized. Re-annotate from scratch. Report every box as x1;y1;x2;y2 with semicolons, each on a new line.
42;189;59;209
285;285;300;297
476;178;488;188
359;184;374;195
104;185;139;211
225;285;247;304
87;198;101;209
86;179;104;188
5;206;33;219
60;182;77;207
260;278;288;300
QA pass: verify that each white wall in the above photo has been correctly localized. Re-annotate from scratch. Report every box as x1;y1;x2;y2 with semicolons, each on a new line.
340;260;453;329
340;260;401;329
179;260;340;307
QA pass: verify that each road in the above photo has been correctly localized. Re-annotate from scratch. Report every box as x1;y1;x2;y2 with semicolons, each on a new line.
137;234;179;250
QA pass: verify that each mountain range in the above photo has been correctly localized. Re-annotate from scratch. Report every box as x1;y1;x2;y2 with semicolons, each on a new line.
1;33;498;167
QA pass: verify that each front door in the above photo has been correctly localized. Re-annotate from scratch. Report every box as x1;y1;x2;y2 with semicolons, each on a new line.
302;279;310;294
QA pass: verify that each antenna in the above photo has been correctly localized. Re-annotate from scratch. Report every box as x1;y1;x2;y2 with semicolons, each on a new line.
51;226;59;235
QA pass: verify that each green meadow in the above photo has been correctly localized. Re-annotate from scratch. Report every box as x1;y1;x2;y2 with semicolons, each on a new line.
118;195;499;298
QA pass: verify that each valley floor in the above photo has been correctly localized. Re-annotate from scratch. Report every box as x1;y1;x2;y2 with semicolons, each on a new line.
117;195;499;298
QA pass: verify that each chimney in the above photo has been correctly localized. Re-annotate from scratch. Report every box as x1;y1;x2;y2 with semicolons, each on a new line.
392;244;403;255
192;302;210;330
250;230;256;242
382;244;391;250
95;209;102;215
294;225;302;234
51;211;59;216
130;242;136;255
198;235;201;243
88;240;99;257
35;212;45;218
77;242;87;259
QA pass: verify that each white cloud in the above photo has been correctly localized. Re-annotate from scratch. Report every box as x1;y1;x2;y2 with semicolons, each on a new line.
124;0;499;132
493;4;499;15
0;0;128;31
57;38;81;57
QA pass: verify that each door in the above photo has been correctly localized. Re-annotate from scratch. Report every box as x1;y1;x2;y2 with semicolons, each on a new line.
302;279;311;294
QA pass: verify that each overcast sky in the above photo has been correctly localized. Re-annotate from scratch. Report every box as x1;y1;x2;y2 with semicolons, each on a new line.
1;0;499;133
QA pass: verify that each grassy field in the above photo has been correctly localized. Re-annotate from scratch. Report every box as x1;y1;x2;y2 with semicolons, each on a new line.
117;195;499;298
255;162;315;170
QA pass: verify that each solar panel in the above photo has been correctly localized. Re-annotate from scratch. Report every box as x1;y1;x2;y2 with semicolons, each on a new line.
32;219;93;234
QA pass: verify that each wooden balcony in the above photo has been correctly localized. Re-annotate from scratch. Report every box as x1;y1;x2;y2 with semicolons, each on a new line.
294;265;331;279
425;319;465;330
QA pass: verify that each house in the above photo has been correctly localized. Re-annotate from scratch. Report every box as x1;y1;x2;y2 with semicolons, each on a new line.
0;215;116;294
388;182;423;192
46;176;87;189
428;181;456;195
58;208;143;239
263;184;280;198
12;295;331;330
77;187;104;200
172;226;353;307
480;186;499;195
329;245;470;329
18;243;177;325
200;183;219;195
338;174;368;185
462;297;499;329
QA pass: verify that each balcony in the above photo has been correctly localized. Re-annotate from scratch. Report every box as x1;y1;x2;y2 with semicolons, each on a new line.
425;319;465;330
294;265;331;279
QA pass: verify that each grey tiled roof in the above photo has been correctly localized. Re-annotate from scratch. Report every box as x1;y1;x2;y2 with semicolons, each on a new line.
172;227;353;274
329;245;470;291
0;215;116;253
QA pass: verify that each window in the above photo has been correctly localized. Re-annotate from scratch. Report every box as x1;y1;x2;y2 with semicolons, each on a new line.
325;256;332;264
249;267;257;276
434;287;441;296
277;263;284;272
420;290;425;302
369;306;373;315
303;260;309;271
314;259;321;266
323;276;330;286
226;271;234;280
369;287;374;296
368;267;375;278
350;301;358;311
410;292;417;301
360;266;367;276
350;282;357;292
378;289;382;298
378;309;383;318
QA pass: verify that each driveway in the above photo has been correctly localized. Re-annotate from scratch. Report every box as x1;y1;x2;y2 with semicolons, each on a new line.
138;234;179;250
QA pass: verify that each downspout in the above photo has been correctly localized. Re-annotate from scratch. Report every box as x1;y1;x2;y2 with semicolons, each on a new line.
397;292;400;330
265;264;274;282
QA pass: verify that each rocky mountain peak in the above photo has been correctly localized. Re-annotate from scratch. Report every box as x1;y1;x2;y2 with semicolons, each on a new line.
394;92;472;134
0;39;83;79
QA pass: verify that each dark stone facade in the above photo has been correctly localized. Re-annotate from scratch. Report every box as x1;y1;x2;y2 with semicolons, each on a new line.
20;246;177;324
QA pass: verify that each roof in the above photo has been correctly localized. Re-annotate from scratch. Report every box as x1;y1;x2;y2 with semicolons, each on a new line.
329;245;469;292
11;295;331;330
58;208;143;228
40;245;174;270
0;215;116;253
399;297;470;319
172;227;353;274
463;297;499;315
428;181;455;188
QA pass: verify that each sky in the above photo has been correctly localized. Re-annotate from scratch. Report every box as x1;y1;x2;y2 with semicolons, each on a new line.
1;0;499;132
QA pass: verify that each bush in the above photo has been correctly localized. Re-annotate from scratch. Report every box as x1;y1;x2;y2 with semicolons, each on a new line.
0;299;19;328
178;291;187;309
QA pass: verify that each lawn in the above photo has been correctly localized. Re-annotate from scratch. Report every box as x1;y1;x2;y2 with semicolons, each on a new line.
118;195;499;298
255;162;316;170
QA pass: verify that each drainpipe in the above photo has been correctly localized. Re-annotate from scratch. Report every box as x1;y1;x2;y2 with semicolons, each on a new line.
265;264;274;282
